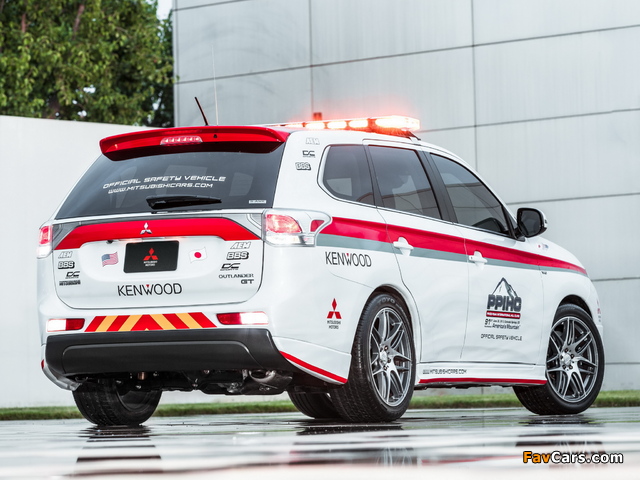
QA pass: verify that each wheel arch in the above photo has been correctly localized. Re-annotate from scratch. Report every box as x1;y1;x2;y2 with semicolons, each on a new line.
364;286;421;356
366;286;413;329
559;294;592;318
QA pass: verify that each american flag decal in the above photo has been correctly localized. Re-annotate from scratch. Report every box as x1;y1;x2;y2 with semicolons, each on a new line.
101;252;118;266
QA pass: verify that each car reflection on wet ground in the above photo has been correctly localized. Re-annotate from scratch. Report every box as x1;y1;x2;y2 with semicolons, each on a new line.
1;407;640;479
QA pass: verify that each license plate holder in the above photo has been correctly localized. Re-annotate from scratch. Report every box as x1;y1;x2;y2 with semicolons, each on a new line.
124;241;179;273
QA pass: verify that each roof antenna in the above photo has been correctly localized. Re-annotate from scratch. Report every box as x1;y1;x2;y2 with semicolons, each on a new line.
194;97;209;126
211;45;220;125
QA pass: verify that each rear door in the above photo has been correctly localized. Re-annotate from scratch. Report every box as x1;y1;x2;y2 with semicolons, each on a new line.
367;144;469;362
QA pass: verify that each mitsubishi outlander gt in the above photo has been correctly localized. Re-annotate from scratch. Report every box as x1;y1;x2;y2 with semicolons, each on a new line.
37;115;604;425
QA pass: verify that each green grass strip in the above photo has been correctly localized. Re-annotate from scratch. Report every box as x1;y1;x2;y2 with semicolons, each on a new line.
2;390;639;421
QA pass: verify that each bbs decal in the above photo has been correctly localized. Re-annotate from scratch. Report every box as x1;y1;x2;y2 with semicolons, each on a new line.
226;251;249;260
295;162;312;171
58;261;75;269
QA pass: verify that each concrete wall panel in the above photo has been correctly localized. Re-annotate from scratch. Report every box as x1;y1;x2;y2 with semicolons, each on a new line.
311;49;475;131
175;0;310;82
474;0;640;44
475;28;640;125
593;279;640;366
0;116;149;407
310;0;472;64
420;127;477;169
176;69;312;126
476;111;640;204
508;195;640;282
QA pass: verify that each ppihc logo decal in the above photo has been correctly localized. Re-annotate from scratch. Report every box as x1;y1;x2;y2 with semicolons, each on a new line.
487;277;522;319
482;278;523;341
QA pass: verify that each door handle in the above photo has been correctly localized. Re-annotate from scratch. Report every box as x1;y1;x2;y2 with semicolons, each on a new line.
469;251;488;264
393;237;414;256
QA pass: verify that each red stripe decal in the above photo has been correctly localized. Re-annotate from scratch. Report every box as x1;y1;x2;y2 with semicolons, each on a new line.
419;377;546;385
280;351;347;384
106;315;127;332
55;218;259;250
164;313;189;329
387;224;466;255
322;217;586;275
320;217;389;243
85;316;105;332
130;315;159;331
465;239;587;275
189;311;216;328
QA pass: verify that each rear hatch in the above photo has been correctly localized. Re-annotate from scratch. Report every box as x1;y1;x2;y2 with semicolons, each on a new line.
51;126;287;309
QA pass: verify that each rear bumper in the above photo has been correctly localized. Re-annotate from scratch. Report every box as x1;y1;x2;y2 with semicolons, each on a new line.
45;328;292;377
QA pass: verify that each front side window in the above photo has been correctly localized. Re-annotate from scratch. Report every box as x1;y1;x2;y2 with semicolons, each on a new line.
431;154;509;235
369;146;440;219
322;145;374;205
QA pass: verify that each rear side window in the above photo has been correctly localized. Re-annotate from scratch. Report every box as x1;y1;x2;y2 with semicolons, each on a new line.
56;143;284;219
322;145;374;205
369;146;441;219
431;154;509;235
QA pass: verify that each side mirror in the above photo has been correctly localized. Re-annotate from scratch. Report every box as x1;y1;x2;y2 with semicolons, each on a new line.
517;208;547;238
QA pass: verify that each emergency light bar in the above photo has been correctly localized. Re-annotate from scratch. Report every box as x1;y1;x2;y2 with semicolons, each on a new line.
271;115;420;136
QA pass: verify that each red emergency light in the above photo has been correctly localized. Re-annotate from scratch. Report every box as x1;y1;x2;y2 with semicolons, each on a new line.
271;115;421;137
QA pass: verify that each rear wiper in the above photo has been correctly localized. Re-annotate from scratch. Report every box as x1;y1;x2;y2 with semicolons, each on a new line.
146;195;222;210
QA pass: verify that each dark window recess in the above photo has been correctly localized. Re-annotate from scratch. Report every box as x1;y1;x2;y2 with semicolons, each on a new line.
322;145;375;205
431;154;509;235
369;146;440;219
56;143;284;219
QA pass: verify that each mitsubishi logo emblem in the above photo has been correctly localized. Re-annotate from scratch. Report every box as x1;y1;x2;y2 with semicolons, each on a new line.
140;222;152;235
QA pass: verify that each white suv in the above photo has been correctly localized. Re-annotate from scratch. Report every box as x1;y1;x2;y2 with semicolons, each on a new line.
37;116;604;425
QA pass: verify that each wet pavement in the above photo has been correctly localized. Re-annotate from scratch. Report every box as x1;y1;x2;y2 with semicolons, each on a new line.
1;407;640;479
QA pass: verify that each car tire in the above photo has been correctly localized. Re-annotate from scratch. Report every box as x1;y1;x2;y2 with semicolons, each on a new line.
73;380;162;426
331;293;415;422
288;391;340;419
514;304;604;415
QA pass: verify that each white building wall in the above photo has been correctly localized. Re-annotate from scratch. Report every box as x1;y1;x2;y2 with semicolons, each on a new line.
175;0;640;391
0;116;146;407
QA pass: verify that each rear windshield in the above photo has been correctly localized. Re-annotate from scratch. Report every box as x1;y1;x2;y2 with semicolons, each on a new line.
56;143;284;219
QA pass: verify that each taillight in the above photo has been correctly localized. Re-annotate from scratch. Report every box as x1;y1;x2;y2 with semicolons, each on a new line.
266;214;302;234
37;225;53;258
47;318;85;332
217;312;268;325
263;210;331;246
